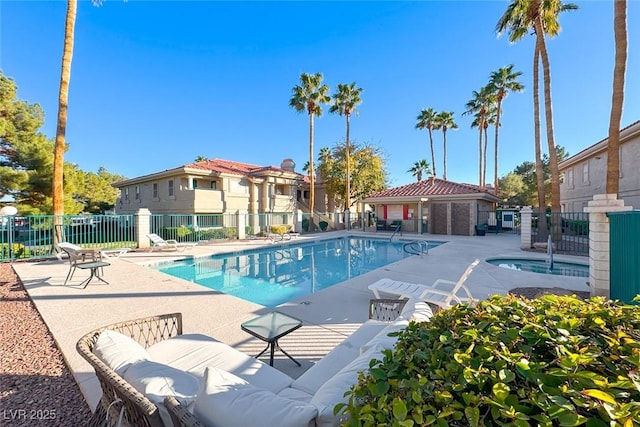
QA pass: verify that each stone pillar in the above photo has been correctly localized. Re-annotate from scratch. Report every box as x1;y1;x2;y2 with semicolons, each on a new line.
418;202;424;235
520;206;533;250
135;208;152;248
295;209;303;233
584;194;631;297
236;210;246;240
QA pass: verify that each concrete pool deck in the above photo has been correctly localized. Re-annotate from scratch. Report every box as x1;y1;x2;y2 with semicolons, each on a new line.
11;231;590;412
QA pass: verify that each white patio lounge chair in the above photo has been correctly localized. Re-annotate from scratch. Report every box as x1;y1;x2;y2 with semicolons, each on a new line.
368;259;480;309
147;233;197;252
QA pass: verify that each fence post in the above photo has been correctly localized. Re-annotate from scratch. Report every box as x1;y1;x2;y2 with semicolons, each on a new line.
584;194;631;297
237;210;246;240
135;208;152;249
520;206;532;250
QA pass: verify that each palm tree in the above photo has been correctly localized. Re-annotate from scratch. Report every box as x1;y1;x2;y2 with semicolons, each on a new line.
330;82;362;211
407;160;432;182
496;0;577;213
415;108;439;179
487;65;524;194
289;72;330;230
433;111;457;181
53;0;104;249
463;86;495;188
606;0;627;194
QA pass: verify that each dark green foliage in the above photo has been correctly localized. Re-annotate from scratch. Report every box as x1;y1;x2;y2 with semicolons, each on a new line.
302;218;310;231
319;221;329;231
563;219;589;236
340;294;640;426
0;243;27;259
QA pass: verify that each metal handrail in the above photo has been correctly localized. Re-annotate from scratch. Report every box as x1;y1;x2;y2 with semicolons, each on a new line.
403;240;429;256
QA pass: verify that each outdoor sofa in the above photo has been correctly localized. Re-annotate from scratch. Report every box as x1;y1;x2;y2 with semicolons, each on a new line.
77;300;433;427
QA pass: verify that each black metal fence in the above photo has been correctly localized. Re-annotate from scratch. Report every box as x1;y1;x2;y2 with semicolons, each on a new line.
531;211;589;256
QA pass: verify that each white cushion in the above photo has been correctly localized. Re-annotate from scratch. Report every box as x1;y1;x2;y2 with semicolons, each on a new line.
194;367;318;427
311;344;385;427
359;318;409;355
291;344;359;395
92;329;151;376
123;360;200;427
147;333;293;393
400;298;434;322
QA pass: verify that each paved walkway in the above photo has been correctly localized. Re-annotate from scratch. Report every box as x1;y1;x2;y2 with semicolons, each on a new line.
11;231;589;411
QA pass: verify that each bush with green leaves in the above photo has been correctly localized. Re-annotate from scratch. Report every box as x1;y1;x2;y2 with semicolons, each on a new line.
339;294;640;426
270;225;287;235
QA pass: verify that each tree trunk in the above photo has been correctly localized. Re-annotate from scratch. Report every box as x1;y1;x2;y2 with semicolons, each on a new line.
606;0;627;194
345;114;351;211
53;0;77;248
533;43;546;210
483;124;488;190
535;16;561;243
478;118;483;188
442;129;447;181
428;128;436;178
493;98;502;194
308;112;315;231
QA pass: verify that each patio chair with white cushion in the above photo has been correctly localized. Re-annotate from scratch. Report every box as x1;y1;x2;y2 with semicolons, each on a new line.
368;259;480;309
147;233;197;252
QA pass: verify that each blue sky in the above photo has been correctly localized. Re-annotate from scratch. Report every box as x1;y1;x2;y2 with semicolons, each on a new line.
1;1;638;188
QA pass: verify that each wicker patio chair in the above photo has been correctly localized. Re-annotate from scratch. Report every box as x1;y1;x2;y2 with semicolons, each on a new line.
368;298;408;322
164;396;204;427
76;313;183;427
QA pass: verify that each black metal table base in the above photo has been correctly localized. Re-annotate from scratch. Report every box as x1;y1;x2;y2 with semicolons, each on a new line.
255;339;301;367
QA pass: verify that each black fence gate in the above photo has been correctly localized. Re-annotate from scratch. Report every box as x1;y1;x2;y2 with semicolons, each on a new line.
477;210;521;234
531;211;589;256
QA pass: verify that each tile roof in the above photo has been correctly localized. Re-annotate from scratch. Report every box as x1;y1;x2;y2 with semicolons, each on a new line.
184;158;298;176
366;177;495;198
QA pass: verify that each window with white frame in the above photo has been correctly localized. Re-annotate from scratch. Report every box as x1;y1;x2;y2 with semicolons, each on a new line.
566;169;574;188
153;183;158;199
168;180;174;197
135;185;140;200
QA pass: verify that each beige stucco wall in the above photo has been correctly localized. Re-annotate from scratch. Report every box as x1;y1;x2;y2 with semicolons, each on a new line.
560;123;640;210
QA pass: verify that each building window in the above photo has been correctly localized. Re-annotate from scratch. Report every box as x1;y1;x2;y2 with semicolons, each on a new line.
135;185;140;200
168;180;174;197
582;163;589;185
124;188;129;201
275;184;286;195
153;183;158;198
210;181;217;190
193;179;198;189
566;169;574;188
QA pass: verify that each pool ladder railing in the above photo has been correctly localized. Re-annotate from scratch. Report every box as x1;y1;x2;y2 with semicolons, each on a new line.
403;240;429;256
389;224;402;241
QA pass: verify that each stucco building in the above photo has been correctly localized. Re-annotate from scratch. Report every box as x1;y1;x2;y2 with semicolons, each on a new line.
363;178;500;235
559;120;640;211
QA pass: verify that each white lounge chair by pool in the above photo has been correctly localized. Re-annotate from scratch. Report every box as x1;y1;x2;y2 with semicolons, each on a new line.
147;233;197;252
368;259;480;309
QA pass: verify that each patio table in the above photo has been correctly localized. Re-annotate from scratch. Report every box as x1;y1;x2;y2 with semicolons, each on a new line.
241;311;302;367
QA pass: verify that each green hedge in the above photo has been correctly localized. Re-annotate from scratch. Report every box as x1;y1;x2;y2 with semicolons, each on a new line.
340;294;640;426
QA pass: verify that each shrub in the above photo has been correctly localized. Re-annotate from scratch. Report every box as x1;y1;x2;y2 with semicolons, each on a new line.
161;226;192;240
302;218;309;232
270;225;287;235
319;220;328;231
339;294;640;426
0;243;27;259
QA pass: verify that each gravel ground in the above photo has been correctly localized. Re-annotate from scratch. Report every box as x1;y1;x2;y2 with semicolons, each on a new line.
0;262;92;426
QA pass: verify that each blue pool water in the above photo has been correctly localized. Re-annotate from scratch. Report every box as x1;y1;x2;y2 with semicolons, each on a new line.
154;237;445;307
486;258;589;278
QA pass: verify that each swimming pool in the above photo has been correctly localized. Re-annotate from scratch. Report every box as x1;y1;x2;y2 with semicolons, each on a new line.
153;237;445;307
486;257;589;278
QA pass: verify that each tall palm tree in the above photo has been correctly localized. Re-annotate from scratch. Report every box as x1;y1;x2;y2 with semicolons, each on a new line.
407;160;432;182
415;108;439;179
53;0;104;249
433;111;457;181
496;0;577;213
289;72;330;230
487;65;524;194
606;0;627;195
330;82;362;211
463;86;495;189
